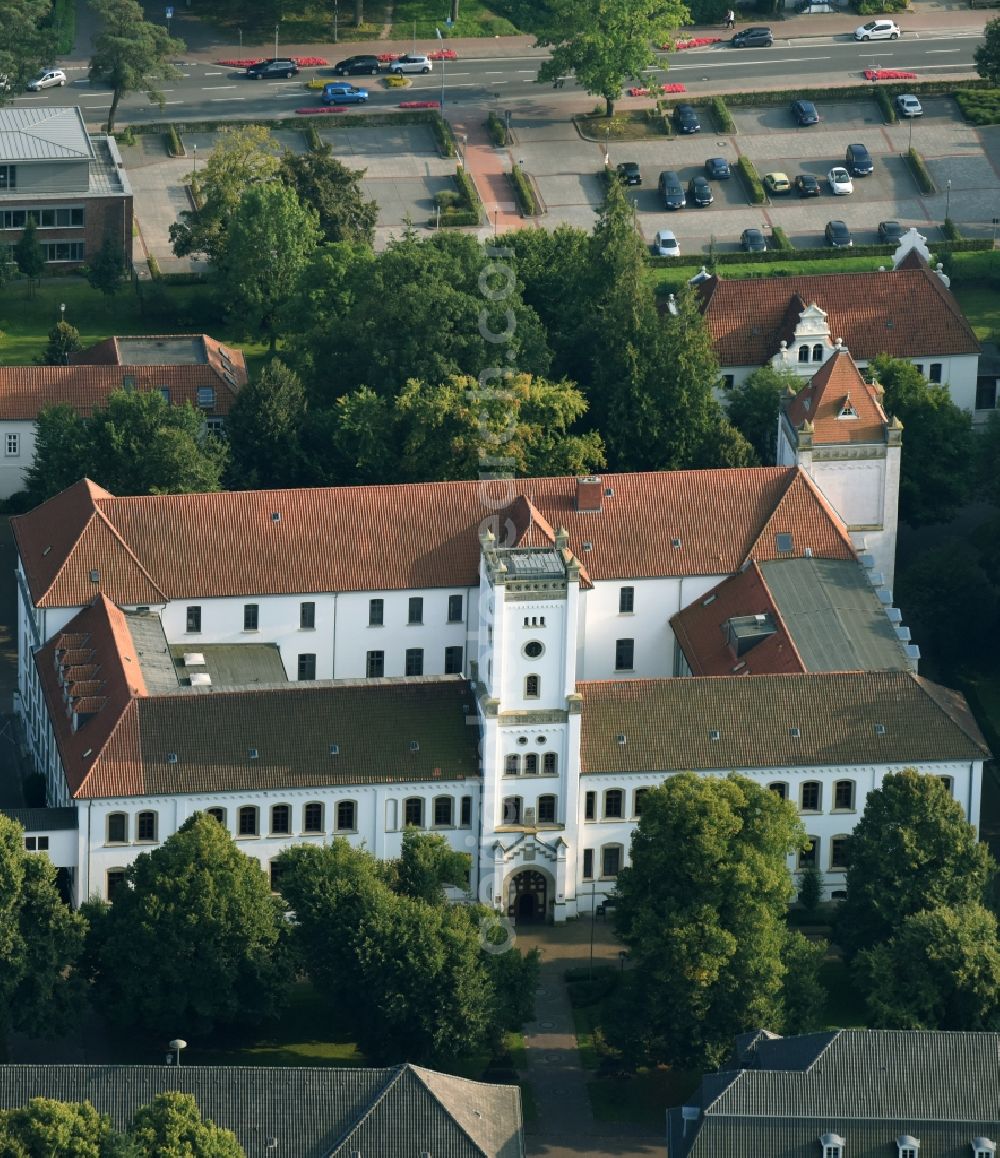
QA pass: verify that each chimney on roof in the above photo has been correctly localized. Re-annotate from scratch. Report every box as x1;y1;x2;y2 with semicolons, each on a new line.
576;476;603;514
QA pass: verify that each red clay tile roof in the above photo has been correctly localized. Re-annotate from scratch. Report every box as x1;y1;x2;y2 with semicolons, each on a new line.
698;259;979;366
670;563;805;676
784;350;888;444
579;672;990;773
14;469;855;608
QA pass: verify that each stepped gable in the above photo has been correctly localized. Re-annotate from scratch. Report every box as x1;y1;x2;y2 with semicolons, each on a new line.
784;349;888;444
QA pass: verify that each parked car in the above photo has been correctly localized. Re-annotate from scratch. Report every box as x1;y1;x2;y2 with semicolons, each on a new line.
763;172;791;195
790;98;819;126
855;18;900;39
828;166;854;195
616;161;642;186
658;170;686;210
705;157;731;180
673;104;701;133
741;227;767;253
794;173;821;197
825;219;853;247
322;82;369;104
244;58;300;79
26;67;66;90
730;26;773;46
332;55;382;75
389;54;432;74
845;142;874;177
687;175;714;206
896;93;923;117
653;229;680;257
878;219;904;243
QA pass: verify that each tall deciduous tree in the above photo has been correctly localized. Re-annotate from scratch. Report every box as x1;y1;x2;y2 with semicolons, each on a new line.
0;1098;113;1157
86;236;126;298
218;182;320;352
612;773;811;1070
0;0;55;98
279;145;378;246
127;1093;244;1158
225;358;309;489
839;769;994;957
975;17;1000;86
858;902;1000;1030
0;815;87;1041
535;0;689;115
395;829;470;905
89;0;184;133
82;813;290;1036
22;404;91;505
727;365;801;465
41;320;83;366
13;215;45;296
869;354;974;526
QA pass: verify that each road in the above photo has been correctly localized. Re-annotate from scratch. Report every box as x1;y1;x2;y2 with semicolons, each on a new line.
8;25;982;127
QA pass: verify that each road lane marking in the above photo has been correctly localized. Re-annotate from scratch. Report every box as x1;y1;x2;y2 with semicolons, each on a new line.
664;55;831;70
204;85;239;89
926;49;964;53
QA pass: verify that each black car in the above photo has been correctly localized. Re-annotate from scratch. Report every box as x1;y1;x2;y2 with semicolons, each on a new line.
741;227;767;253
791;98;819;126
673;104;701;134
825;219;853;248
705;157;731;180
846;142;874;176
878;219;904;244
332;54;382;75
244;57;300;79
658;170;686;210
616;161;642;186
794;173;821;197
731;26;773;47
687;175;714;207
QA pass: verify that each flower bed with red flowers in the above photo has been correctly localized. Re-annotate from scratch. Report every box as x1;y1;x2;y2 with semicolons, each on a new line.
399;100;440;108
864;69;917;80
664;37;723;50
428;49;458;60
296;106;347;114
217;56;328;67
627;82;686;96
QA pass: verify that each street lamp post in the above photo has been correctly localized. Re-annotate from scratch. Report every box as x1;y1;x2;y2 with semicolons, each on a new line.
993;217;999;248
274;22;280;57
191;143;197;186
333;0;339;43
59;302;65;325
945;178;952;224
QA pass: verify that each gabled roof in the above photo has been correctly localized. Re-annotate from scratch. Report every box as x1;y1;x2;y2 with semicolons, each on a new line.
698;257;980;366
783;349;889;444
0;106;94;162
35;598;482;799
578;671;989;773
72;333;247;387
0;1064;523;1158
13;468;856;608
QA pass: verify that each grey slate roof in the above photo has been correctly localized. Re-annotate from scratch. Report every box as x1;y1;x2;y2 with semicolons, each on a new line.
0;1064;524;1158
669;1029;1000;1158
0;807;78;832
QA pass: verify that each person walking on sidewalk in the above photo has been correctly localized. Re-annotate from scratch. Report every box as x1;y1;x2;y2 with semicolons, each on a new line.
726;9;735;27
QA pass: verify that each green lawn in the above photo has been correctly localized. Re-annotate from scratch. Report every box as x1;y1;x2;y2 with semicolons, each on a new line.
952;281;1000;342
588;1066;700;1131
391;0;519;40
198;1;393;45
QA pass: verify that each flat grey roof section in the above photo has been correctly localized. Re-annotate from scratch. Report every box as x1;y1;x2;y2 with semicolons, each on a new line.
760;557;909;672
167;643;289;689
88;135;131;196
1;807;78;832
503;549;564;577
0;107;93;162
125;611;179;694
115;336;207;365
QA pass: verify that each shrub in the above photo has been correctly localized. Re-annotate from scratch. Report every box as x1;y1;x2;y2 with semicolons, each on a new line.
46;0;75;54
856;0;906;11
432;164;483;227
510;163;540;215
486;110;508;147
304;78;325;90
956;89;1000;124
711;95;735;133
146;252;161;279
431;114;456;157
906;146;935;194
771;225;794;251
165;123;183;158
875;86;897;124
384;73;409;88
942;217;963;242
737;155;765;205
304;122;322;151
434;189;460;209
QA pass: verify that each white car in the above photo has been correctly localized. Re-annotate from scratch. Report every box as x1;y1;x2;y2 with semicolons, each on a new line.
27;67;67;90
855;19;900;40
389;54;432;74
828;166;854;195
653;229;680;257
896;93;923;117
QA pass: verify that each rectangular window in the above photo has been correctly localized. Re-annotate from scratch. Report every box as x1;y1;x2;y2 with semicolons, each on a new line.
976;377;998;411
582;849;594;879
939;775;954;794
196;385;216;409
303;802;324;832
538;795;556;823
207;807;226;826
830;836;849;870
107;869;125;901
5;434;19;457
505;754;520;776
619;586;635;614
834;781;854;810
444;645;464;674
405;648;424;677
404;798;423;827
524;753;538;775
602;846;622;877
461;796;472;826
366;650;384;678
368;598;384;626
0;166;15;191
615;638;634;671
337;800;357;831
585;791;596;821
41;242;85;263
634;788;649;817
300;601;316;630
770;782;788;800
297;653;316;681
238;807;259;836
525;674;540;698
448;593;463;622
929;363;942;383
801;782;821;811
270;804;291;834
604;789;624;819
543;752;557;775
503;797;522;824
408;596;423;624
799;837;818;869
243;603;259;631
186;606;201;633
136;811;156;842
434;797;453;826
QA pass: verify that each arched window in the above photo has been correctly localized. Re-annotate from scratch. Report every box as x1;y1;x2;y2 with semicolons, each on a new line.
769;782;788;800
303;802;324;833
525;674;540;699
798;345;810;363
433;796;453;826
270;804;291;835
800;781;821;811
634;788;650;817
505;754;520;775
604;789;624;819
206;807;226;827
799;835;819;869
601;844;624;877
106;812;127;844
812;343;824;362
136;810;157;842
238;805;259;836
106;868;126;900
269;859;286;894
830;835;850;870
543;752;557;775
404;797;423;828
524;753;539;774
833;780;855;810
538;794;557;823
337;800;357;832
502;796;522;825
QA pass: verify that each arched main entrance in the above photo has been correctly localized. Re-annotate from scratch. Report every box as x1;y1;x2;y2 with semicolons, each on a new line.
508;869;549;924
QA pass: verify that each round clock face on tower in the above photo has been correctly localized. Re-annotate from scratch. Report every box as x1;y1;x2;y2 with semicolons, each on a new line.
523;641;544;659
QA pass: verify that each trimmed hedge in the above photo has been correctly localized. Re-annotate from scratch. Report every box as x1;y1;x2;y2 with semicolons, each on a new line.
955;89;1000;125
510;163;540;215
942;217;963;242
721;78;990;108
874;87;896;124
906;146;935;194
737;155;765;205
944;250;1000;282
486;110;508;147
433;163;483;227
431;114;457;158
771;226;794;252
304;122;322;151
711;95;735;134
647;235;991;270
166;124;184;158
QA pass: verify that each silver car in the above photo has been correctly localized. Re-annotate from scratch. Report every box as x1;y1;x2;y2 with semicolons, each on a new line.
389;54;432;74
27;68;67;90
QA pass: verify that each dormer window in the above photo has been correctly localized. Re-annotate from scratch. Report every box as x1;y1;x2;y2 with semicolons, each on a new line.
897;1137;920;1158
972;1138;997;1157
838;395;858;419
820;1134;845;1158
